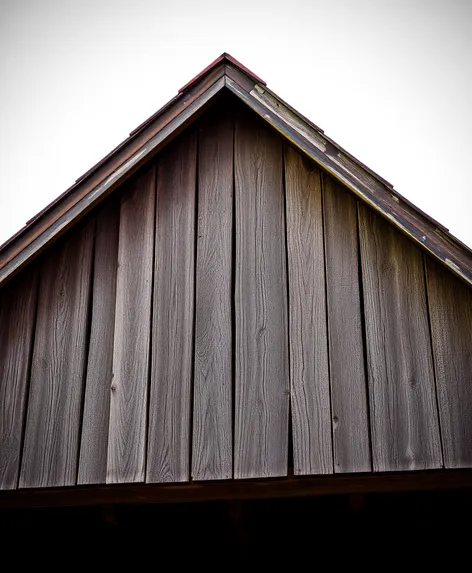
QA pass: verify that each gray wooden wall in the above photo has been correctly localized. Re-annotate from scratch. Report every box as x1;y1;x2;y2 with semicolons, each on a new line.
1;104;472;490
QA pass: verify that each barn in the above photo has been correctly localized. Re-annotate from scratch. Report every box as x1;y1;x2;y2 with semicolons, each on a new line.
1;54;471;564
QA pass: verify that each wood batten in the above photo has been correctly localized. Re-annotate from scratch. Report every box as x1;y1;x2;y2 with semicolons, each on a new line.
78;203;120;484
20;223;94;488
234;112;289;479
0;270;38;489
106;168;155;484
323;177;371;473
426;257;472;468
359;205;442;471
192;113;233;481
284;146;332;475
146;131;197;483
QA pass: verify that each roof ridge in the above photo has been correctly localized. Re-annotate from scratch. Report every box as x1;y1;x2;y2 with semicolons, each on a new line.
178;53;266;94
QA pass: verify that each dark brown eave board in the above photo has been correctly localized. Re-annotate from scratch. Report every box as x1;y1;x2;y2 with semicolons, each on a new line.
223;69;472;286
1;470;471;510
0;72;226;285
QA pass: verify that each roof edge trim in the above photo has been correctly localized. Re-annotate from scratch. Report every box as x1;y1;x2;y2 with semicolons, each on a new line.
223;71;472;286
0;76;225;285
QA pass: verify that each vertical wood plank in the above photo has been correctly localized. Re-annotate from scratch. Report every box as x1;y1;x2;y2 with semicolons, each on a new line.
285;146;332;475
234;112;289;479
20;223;94;488
106;167;155;484
359;204;442;471
323;176;371;473
192;114;233;481
146;131;197;483
78;203;120;484
0;271;38;489
426;257;472;468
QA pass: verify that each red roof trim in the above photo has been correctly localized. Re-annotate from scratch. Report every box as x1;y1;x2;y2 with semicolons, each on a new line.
178;53;266;93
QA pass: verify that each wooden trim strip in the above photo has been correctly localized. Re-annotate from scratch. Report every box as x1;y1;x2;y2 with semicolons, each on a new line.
224;75;472;287
1;470;471;509
0;77;225;286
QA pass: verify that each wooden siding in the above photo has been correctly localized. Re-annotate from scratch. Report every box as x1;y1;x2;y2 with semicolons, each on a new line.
323;176;371;473
426;257;472;468
359;205;442;471
20;223;94;488
0;271;38;489
107;167;155;484
146;132;197;483
285;147;331;475
192;112;233;481
2;103;472;490
233;110;289;479
78;203;120;484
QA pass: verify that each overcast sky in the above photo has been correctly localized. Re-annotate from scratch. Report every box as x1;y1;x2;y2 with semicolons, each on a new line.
1;0;471;248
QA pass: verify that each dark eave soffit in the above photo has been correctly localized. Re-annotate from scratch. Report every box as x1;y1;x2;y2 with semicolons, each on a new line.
1;54;472;288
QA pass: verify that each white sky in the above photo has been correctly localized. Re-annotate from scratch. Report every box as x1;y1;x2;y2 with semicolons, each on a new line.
1;0;471;247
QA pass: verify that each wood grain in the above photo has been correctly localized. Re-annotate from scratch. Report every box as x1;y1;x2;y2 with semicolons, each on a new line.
78;203;120;484
0;271;38;489
19;223;94;488
192;114;233;481
234;112;289;479
146;131;197;483
0;72;225;287
426;257;472;468
284;146;332;475
323;176;371;473
106;167;155;484
359;205;442;471
225;72;472;289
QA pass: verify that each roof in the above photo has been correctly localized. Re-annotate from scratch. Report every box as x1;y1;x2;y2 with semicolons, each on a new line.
1;53;472;287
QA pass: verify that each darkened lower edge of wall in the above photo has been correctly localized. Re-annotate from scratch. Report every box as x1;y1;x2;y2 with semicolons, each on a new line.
1;470;472;510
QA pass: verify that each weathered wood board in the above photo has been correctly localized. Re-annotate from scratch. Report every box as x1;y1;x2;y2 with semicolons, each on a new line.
359;205;442;471
0;271;38;489
323;176;371;473
20;223;94;488
107;168;155;484
146;132;197;483
234;113;289;479
284;146;332;475
7;99;472;493
78;203;120;484
426;257;472;468
192;114;233;481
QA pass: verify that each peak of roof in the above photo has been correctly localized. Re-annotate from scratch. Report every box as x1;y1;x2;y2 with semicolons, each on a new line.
178;53;266;93
1;54;472;288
